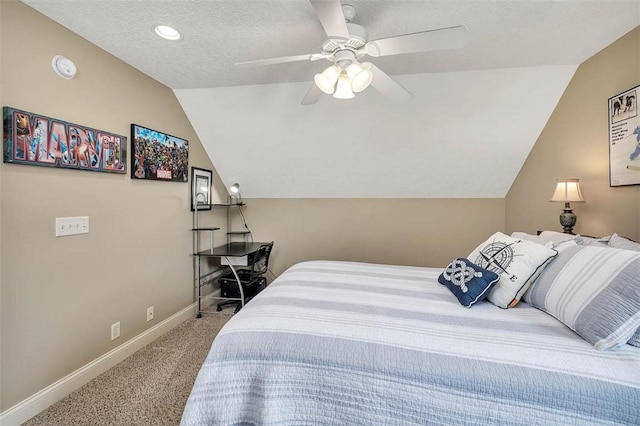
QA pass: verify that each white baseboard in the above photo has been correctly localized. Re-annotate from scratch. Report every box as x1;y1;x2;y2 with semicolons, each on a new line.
0;301;207;426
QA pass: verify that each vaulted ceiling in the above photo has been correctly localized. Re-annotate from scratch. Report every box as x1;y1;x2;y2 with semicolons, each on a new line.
22;0;640;198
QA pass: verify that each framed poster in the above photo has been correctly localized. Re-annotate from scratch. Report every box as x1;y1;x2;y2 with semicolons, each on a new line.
191;167;212;211
609;85;640;186
131;124;188;182
3;106;126;174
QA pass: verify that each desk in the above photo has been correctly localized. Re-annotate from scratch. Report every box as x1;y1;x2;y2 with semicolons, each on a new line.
194;242;270;317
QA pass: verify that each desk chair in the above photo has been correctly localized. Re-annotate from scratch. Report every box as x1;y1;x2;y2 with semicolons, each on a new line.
217;241;274;313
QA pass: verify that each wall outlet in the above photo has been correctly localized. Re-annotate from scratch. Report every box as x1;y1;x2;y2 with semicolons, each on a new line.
146;306;154;322
111;322;120;340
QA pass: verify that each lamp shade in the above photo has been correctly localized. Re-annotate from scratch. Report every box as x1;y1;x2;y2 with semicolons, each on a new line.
550;179;584;203
229;183;240;194
314;65;341;95
346;62;373;93
333;73;355;99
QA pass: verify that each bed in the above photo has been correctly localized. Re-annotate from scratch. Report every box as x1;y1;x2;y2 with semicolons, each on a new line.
181;256;640;425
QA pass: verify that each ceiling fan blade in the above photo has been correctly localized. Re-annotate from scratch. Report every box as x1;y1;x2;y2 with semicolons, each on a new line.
365;25;469;57
301;83;322;105
369;65;411;102
236;53;321;67
309;0;350;39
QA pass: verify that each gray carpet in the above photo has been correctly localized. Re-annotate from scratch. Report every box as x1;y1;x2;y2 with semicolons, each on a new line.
24;311;233;426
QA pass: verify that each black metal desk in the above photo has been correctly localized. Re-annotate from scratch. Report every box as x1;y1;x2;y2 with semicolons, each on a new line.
194;242;270;317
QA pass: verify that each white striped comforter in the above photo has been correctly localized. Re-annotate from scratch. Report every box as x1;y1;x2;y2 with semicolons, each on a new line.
181;261;640;425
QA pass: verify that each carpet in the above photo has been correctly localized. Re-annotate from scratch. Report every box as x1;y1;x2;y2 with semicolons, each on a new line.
23;311;233;426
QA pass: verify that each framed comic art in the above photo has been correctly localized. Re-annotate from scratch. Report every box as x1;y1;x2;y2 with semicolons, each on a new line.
3;106;126;174
191;167;212;211
609;85;640;186
131;124;188;182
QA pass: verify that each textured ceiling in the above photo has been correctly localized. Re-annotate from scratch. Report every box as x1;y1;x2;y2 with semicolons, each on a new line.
21;0;640;198
21;0;640;90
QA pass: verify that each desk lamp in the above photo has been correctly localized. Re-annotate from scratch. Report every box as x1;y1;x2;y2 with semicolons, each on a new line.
550;178;584;234
229;183;242;204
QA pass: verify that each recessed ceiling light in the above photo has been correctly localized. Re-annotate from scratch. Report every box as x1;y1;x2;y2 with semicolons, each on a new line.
154;25;180;41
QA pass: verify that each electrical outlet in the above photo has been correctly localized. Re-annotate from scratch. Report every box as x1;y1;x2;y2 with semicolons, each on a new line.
146;306;154;322
111;322;120;340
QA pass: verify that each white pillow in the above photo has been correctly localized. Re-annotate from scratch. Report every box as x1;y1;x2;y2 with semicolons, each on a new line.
510;231;547;244
580;235;611;247
511;231;581;247
468;232;558;308
538;231;583;246
608;233;640;251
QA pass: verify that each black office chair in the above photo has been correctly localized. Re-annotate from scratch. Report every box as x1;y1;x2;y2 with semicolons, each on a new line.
216;241;274;313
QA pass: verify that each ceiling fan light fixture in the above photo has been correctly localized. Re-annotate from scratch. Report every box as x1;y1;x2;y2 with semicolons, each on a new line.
314;65;341;94
333;73;355;99
346;63;373;93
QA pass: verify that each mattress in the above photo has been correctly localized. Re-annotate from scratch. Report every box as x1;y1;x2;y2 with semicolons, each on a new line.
181;260;640;425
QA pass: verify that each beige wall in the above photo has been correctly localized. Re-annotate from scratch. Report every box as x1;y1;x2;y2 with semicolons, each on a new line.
506;27;640;239
0;1;227;410
240;198;505;275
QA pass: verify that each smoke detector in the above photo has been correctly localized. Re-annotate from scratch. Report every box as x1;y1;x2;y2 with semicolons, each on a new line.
51;55;77;79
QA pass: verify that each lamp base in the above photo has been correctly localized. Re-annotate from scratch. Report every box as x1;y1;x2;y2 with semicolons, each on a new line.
559;209;577;234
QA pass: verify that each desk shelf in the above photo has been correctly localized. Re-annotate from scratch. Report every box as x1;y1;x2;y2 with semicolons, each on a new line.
192;199;255;318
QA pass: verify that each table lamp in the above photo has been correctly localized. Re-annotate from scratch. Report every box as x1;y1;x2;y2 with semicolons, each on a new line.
550;178;584;234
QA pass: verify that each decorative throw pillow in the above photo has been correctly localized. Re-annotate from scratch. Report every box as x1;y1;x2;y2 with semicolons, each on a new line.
438;258;499;307
608;233;640;251
526;245;640;351
468;232;558;309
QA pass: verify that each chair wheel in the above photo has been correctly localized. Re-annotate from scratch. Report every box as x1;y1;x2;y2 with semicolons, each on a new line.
216;305;222;312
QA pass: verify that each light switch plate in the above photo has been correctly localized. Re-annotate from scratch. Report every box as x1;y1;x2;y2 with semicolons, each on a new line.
56;216;89;237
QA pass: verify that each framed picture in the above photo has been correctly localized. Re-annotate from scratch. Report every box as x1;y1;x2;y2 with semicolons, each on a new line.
609;84;640;186
191;167;212;211
3;106;126;174
131;123;188;182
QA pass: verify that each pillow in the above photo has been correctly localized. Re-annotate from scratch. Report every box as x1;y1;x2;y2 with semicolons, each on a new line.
581;235;611;247
438;258;499;307
526;245;640;351
510;231;548;244
608;233;640;251
553;239;579;252
510;231;581;247
469;232;558;308
629;328;640;347
538;230;583;246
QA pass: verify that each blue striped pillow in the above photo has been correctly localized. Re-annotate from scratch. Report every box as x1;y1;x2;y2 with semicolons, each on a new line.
629;328;640;347
526;245;640;351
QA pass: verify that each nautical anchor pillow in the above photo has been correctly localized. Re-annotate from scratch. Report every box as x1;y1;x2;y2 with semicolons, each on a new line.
467;232;558;309
438;258;499;307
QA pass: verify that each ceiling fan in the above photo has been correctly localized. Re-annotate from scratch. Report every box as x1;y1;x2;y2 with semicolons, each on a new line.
236;0;469;105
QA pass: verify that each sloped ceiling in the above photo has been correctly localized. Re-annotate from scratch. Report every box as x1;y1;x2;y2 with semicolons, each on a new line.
21;0;640;198
175;65;576;198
